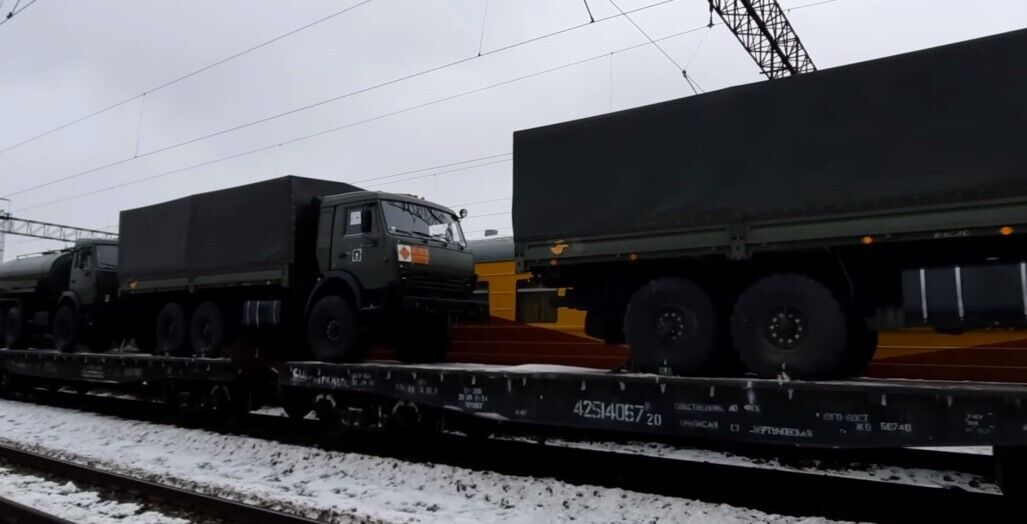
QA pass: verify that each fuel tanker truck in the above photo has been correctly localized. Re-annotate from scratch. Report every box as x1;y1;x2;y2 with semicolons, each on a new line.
0;176;484;363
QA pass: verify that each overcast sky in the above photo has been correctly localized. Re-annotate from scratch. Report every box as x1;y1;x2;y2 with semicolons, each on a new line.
1;0;1025;259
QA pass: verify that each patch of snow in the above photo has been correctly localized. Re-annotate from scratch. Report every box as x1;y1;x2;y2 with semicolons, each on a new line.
0;398;844;523
500;437;999;495
0;466;187;524
911;446;993;456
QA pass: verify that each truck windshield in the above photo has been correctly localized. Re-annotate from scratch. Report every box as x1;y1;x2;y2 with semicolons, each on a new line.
96;245;118;269
382;200;465;247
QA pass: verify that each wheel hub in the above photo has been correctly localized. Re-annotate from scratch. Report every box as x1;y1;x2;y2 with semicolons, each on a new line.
325;319;341;342
654;307;687;345
765;307;807;350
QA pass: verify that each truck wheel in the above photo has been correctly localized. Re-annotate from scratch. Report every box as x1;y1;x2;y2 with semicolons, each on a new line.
731;273;849;379
155;302;190;356
623;277;719;376
190;301;224;358
52;305;80;353
4;307;25;349
0;309;6;348
307;295;358;363
397;314;449;363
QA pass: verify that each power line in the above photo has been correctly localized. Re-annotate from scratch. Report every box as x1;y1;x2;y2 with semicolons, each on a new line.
14;20;710;214
2;0;680;199
609;0;699;95
0;0;373;156
476;0;489;56
363;158;511;189
0;0;37;27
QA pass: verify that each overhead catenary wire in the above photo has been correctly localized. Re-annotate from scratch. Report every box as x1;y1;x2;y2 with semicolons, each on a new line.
14;21;712;214
608;0;699;95
0;0;36;26
476;0;489;56
0;0;374;156
582;0;595;23
2;0;680;200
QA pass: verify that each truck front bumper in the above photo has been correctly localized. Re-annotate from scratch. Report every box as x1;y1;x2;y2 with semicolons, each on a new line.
402;296;488;318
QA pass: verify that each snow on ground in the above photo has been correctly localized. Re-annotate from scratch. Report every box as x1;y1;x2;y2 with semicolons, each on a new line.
0;398;843;523
912;446;993;456
503;438;999;495
0;465;187;524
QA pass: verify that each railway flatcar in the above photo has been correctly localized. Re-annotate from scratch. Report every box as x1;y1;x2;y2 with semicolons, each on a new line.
453;237;1027;383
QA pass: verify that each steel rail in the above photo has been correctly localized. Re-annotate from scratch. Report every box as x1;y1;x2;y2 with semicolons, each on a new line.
0;494;75;524
0;443;322;524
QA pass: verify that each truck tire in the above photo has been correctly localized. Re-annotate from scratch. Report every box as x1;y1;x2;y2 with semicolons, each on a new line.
731;273;849;379
0;309;5;348
623;277;719;375
190;301;224;358
155;302;190;356
52;305;80;353
4;307;25;349
397;313;449;363
307;295;358;363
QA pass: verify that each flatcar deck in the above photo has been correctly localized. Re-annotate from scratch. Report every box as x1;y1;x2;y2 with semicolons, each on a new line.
4;348;1027;449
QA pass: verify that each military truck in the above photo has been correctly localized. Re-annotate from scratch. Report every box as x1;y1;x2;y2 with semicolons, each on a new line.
0;239;119;350
513;28;1027;379
1;176;483;363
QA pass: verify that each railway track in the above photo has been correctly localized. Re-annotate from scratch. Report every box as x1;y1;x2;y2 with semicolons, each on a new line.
7;389;1024;523
0;442;322;524
0;494;75;524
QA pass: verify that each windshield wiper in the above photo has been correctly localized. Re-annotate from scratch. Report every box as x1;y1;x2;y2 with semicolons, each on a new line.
392;228;434;240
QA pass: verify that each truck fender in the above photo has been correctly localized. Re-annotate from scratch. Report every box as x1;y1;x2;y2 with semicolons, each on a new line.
57;291;81;312
305;273;362;318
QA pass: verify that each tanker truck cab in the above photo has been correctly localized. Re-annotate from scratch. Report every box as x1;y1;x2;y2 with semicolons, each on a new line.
52;238;119;352
309;191;484;363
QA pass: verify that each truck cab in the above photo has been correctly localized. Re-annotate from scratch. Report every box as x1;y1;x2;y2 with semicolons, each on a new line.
308;191;484;362
51;239;120;351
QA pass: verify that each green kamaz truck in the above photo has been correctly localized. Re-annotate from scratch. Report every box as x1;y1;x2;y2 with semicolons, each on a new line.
513;28;1027;379
1;176;483;363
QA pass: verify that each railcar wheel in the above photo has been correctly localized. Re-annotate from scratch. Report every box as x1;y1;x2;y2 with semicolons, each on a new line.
282;390;313;420
307;295;358;363
396;313;449;363
731;273;850;379
52;305;80;353
4;307;26;349
155;302;190;356
190;301;224;358
623;277;720;376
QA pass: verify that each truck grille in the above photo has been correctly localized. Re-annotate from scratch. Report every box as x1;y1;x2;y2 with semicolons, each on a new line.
402;272;469;296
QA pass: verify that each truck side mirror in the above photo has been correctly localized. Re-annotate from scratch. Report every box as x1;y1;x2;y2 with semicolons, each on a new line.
459;208;468;219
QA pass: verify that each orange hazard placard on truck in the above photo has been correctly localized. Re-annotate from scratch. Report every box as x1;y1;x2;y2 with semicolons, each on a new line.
397;244;430;265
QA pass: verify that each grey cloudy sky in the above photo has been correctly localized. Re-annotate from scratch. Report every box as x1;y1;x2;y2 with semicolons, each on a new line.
1;0;1025;259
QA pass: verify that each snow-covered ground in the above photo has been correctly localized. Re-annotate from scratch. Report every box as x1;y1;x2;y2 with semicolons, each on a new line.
0;398;844;523
501;438;998;494
0;465;187;524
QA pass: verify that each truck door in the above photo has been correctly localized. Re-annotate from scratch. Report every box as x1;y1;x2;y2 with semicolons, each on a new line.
69;247;97;305
331;202;388;292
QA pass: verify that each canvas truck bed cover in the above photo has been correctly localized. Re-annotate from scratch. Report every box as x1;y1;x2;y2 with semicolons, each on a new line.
119;176;360;289
512;28;1027;244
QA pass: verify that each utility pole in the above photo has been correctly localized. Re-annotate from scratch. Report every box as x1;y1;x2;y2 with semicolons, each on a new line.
0;198;9;263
